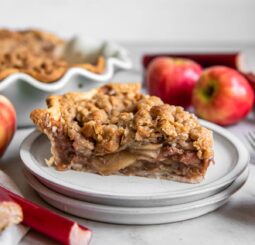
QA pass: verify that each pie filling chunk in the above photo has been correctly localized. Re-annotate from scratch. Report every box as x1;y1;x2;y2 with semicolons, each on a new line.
0;201;23;231
31;83;214;183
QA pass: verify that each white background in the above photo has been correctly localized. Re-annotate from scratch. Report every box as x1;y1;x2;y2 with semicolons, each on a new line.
1;0;255;44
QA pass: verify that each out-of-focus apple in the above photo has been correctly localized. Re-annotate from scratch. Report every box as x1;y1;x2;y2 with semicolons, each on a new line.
192;66;254;126
146;57;202;108
242;72;255;104
0;95;16;157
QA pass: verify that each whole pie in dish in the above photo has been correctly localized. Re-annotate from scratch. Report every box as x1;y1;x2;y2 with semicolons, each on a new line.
0;29;105;83
31;83;214;183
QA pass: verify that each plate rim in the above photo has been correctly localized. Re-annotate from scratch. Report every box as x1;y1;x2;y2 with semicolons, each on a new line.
24;167;248;213
20;119;250;200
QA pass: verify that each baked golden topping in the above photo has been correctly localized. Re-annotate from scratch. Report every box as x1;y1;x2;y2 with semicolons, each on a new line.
31;83;214;183
0;29;105;82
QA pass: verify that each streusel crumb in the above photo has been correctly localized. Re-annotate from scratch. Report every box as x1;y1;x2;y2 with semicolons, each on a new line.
31;83;213;159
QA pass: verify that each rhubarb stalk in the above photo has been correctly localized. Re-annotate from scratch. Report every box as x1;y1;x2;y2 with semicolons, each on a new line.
0;185;92;245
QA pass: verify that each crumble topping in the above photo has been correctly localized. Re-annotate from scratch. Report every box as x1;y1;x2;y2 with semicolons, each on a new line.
30;83;214;183
31;83;213;159
0;29;66;82
0;29;105;82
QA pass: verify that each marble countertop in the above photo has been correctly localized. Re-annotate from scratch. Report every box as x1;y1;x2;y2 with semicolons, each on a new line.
1;43;255;244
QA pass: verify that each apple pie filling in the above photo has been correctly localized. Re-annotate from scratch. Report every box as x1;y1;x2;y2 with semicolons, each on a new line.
31;83;214;183
49;131;211;183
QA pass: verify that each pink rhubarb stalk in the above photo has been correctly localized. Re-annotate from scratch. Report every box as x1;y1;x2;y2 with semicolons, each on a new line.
0;185;92;245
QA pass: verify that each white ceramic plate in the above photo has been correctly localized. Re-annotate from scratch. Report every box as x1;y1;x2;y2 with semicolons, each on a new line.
20;120;249;207
24;167;248;225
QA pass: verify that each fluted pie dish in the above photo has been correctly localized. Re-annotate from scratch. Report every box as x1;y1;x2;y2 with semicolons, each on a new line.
30;83;214;183
0;29;105;83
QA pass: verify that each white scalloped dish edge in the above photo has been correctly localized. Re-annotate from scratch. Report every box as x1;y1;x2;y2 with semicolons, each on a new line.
0;38;132;92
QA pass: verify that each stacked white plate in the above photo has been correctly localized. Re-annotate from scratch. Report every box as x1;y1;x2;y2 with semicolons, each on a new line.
20;120;250;225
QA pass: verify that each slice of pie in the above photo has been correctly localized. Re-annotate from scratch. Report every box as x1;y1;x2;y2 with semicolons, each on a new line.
30;83;214;183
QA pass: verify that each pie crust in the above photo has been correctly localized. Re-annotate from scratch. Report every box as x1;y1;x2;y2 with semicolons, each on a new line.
31;83;214;183
0;29;105;83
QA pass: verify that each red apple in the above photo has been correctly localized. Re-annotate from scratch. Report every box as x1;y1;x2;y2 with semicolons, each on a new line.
192;66;254;126
242;72;255;104
146;57;202;108
0;95;16;157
